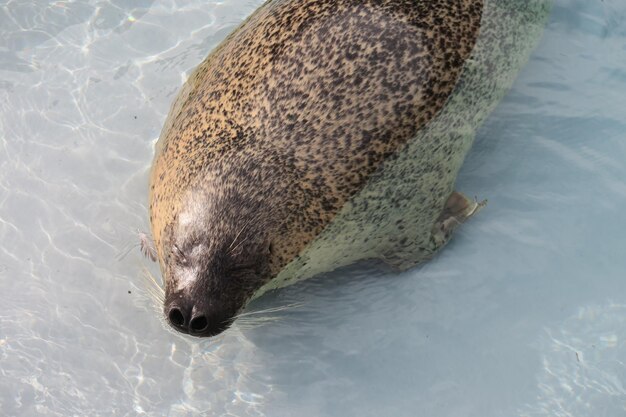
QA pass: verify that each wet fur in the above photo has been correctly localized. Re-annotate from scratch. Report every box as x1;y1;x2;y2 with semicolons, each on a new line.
150;0;483;311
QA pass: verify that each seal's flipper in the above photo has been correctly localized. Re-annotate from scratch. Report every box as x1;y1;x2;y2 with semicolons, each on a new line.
380;191;486;272
430;191;486;249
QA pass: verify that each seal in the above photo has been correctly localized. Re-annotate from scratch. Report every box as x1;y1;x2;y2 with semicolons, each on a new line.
149;0;551;336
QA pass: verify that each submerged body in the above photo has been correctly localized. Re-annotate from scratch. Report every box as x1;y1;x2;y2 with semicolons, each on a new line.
149;0;551;336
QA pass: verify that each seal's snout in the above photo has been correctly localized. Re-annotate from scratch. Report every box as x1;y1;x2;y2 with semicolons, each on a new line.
165;297;232;337
167;304;208;335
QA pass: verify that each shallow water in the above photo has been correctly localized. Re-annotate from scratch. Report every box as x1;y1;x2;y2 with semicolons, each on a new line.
1;1;625;416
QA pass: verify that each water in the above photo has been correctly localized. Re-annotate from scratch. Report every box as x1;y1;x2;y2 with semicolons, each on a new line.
1;1;625;416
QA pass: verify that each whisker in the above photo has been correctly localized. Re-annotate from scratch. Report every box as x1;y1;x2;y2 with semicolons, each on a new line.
138;229;158;262
227;218;254;251
233;302;304;319
116;230;158;262
236;324;263;331
235;320;278;331
227;234;251;255
237;317;283;326
140;266;165;306
146;285;164;303
115;242;139;262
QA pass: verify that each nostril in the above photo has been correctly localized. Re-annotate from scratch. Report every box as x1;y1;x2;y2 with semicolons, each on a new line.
168;307;186;328
190;315;208;333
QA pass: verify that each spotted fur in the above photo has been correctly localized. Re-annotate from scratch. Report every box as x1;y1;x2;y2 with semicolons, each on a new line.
149;0;551;320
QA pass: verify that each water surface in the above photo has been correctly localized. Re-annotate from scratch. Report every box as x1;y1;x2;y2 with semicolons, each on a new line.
1;1;625;416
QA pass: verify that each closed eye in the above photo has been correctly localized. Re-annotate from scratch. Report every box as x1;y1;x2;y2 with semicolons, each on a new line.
172;245;189;266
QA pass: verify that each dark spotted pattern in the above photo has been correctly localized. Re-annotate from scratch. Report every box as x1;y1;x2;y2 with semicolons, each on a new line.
151;0;482;289
260;0;551;291
149;0;551;321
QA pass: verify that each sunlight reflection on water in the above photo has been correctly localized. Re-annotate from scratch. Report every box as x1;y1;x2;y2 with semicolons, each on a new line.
0;0;625;416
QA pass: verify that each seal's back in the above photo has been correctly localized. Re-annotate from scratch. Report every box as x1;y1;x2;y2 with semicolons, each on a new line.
150;0;483;275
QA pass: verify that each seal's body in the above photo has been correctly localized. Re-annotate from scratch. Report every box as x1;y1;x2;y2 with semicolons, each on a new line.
149;0;551;336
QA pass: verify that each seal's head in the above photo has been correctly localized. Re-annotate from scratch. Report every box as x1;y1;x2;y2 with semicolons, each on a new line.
160;186;274;337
